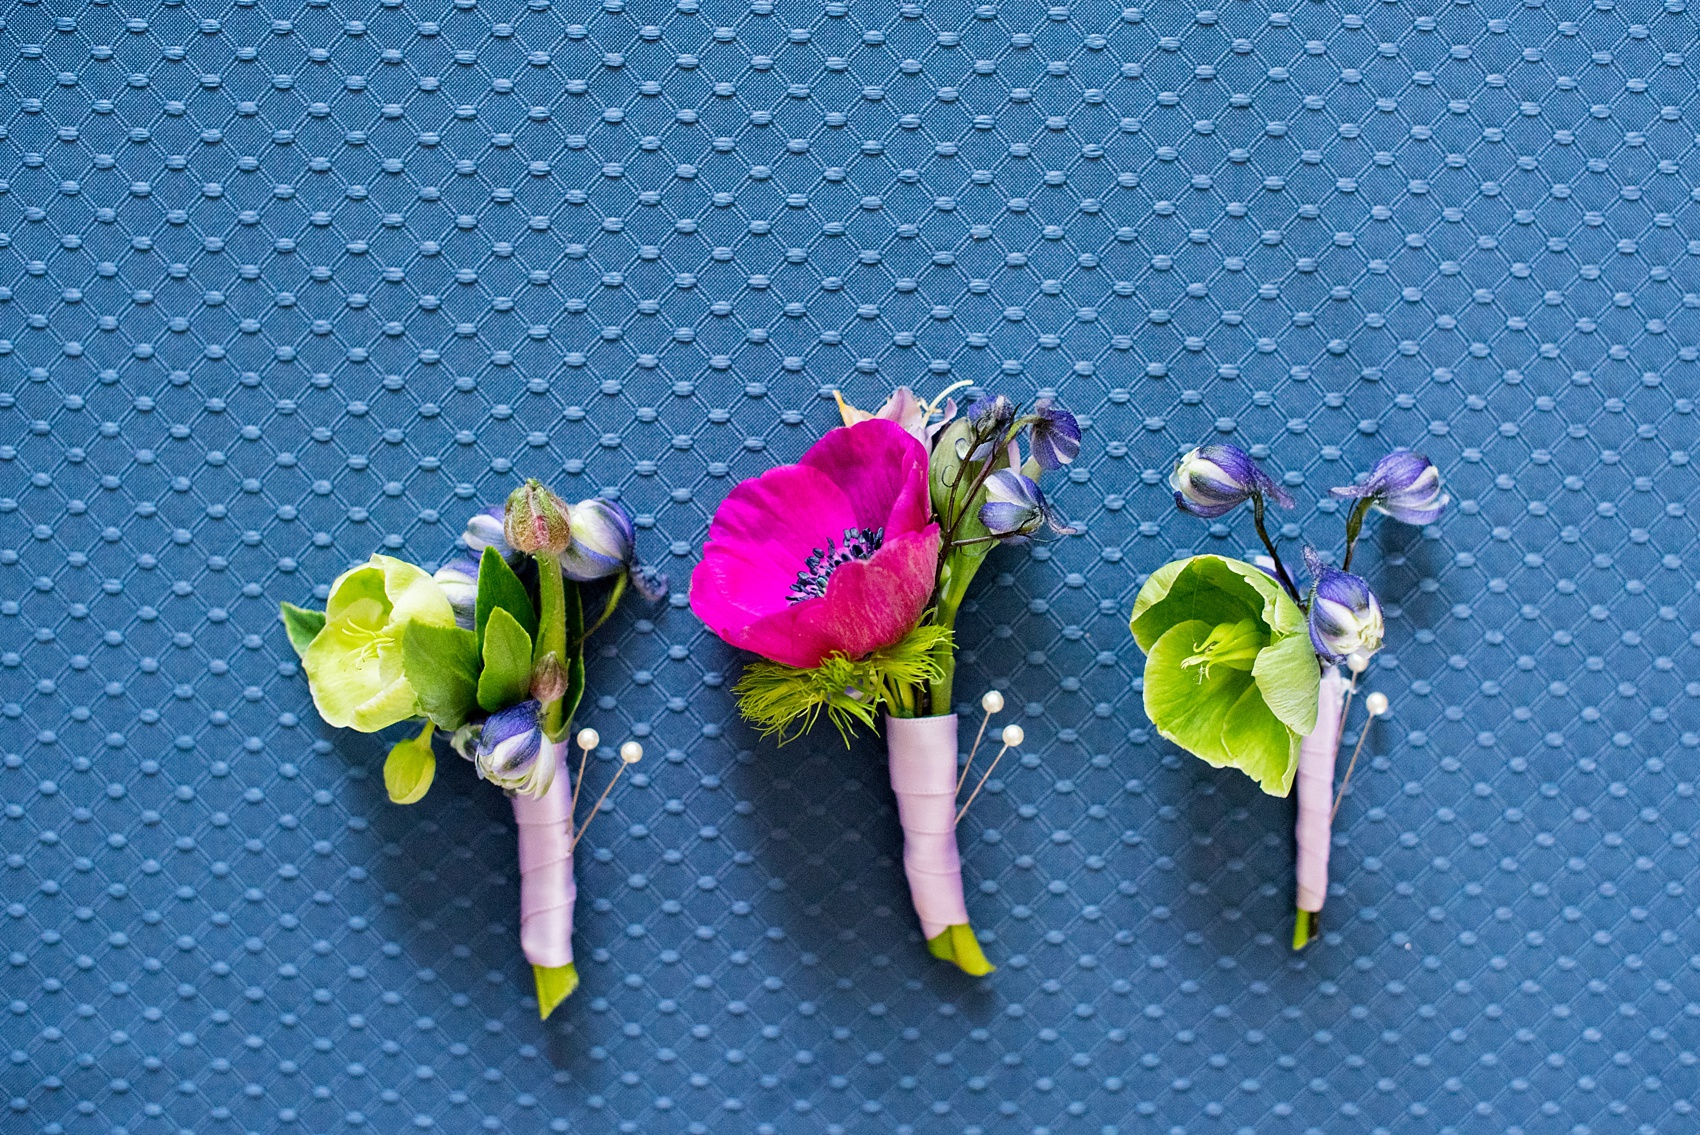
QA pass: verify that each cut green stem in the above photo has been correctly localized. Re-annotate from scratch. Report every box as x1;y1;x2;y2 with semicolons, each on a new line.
1251;495;1301;604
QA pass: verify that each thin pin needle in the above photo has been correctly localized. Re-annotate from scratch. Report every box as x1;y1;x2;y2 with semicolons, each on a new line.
1332;692;1388;823
1338;652;1370;748
569;728;599;821
956;724;1024;826
572;741;642;854
958;690;1005;795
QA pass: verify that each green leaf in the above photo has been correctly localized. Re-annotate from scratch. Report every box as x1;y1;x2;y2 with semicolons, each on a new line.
477;605;534;712
534;963;578;1019
1143;619;1302;796
278;602;325;659
475;545;538;651
402;621;480;730
383;722;435;805
1131;555;1304;653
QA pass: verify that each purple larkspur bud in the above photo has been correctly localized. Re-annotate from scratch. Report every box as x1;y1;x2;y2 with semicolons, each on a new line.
433;557;480;630
1331;449;1449;526
559;498;636;582
1169;444;1294;518
978;469;1079;543
1304;548;1384;664
474;699;557;796
463;504;519;563
1028;398;1081;471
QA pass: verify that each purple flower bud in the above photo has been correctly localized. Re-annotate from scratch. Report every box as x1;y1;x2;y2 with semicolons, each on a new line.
1028;399;1081;471
1331;449;1449;526
474;699;557;796
1304;548;1384;664
978;469;1079;543
1170;445;1294;518
432;557;480;630
463;505;519;564
559;498;636;582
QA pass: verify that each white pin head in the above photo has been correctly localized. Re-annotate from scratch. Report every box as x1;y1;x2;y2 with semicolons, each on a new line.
981;690;1005;714
619;741;644;764
576;727;600;751
1000;724;1025;748
1365;692;1389;717
1347;651;1371;675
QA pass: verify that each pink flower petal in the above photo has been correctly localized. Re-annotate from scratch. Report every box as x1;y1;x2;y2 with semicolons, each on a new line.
797;418;932;536
728;526;940;668
690;417;942;667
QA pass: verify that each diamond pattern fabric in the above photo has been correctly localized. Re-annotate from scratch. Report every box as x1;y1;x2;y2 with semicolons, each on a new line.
3;0;1698;1132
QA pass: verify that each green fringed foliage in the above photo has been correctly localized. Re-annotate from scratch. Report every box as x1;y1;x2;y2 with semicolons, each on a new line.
733;624;954;744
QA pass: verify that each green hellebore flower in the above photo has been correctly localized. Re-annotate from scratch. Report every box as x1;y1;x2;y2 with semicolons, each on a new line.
1130;555;1321;796
302;555;457;733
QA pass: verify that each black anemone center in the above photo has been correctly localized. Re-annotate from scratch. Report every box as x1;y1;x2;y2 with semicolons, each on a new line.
787;526;884;602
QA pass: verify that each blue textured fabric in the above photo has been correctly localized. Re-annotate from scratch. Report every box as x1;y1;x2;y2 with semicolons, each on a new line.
3;0;1698;1132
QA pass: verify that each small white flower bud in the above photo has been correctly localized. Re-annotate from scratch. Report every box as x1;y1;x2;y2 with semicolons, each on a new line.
981;690;1005;714
1000;724;1025;747
619;741;644;764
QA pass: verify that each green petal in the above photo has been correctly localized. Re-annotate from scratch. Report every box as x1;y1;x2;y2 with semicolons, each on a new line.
349;673;421;733
325;564;387;623
1131;555;1305;653
1144;618;1303;796
373;554;455;628
1218;677;1302;796
301;608;390;729
1252;631;1322;736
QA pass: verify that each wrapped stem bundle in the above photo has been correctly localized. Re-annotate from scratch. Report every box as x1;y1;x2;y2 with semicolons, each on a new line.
1133;445;1447;946
282;480;664;1016
692;386;1081;974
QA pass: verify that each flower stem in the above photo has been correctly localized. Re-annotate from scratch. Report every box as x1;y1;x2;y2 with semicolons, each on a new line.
581;572;628;644
532;552;569;740
926;550;983;715
1251;495;1301;604
1340;497;1374;573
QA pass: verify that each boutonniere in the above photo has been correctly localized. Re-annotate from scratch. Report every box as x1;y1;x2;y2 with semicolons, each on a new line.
280;481;665;1016
690;385;1082;974
1133;445;1447;947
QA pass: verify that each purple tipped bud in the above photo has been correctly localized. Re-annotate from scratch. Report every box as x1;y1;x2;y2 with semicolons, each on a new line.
463;505;518;563
474;699;557;796
433;558;480;630
504;480;573;556
1330;449;1449;526
1304;548;1384;664
1170;445;1293;518
559;498;636;582
979;469;1079;544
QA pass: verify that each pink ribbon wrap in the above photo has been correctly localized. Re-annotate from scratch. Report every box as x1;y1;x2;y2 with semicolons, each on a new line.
511;736;576;968
1294;666;1347;914
885;714;971;940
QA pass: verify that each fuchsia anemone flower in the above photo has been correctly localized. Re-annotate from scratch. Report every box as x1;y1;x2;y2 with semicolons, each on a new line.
691;419;941;669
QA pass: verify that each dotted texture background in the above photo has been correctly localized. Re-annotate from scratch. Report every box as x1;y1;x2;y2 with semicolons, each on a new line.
3;0;1700;1132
